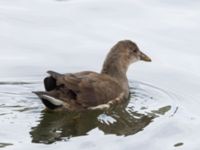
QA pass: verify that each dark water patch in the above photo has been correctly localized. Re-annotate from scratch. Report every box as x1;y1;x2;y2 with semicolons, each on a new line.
14;107;39;112
1;105;23;108
0;105;40;113
0;81;39;85
151;105;172;115
174;142;184;147
0;143;13;148
170;107;179;117
0;113;13;116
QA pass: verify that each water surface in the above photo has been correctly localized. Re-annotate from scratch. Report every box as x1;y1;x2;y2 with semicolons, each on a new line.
0;0;200;149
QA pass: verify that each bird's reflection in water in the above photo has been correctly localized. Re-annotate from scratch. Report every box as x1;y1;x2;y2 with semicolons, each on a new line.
30;81;174;144
31;110;101;144
30;105;158;144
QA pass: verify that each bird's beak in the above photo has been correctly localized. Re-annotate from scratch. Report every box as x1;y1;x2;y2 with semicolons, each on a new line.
139;51;152;62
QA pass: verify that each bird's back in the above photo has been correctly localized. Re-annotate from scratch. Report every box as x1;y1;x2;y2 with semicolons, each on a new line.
34;70;126;111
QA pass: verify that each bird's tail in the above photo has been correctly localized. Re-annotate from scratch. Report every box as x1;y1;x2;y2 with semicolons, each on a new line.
44;77;56;91
47;70;63;79
33;91;64;110
44;70;63;91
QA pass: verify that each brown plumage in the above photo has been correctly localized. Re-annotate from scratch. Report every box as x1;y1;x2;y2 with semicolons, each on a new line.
34;40;151;111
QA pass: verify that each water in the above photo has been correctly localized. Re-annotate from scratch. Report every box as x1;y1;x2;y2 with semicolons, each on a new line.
0;0;200;149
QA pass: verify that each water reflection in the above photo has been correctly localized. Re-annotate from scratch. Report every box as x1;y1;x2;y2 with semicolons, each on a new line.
98;108;153;136
30;105;172;144
0;143;13;148
30;107;154;144
30;81;174;144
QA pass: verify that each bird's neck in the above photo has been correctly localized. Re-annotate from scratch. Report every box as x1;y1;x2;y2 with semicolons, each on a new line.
101;58;129;82
101;60;129;98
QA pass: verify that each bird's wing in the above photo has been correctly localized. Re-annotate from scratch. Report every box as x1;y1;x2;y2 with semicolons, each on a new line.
46;71;124;107
65;73;123;107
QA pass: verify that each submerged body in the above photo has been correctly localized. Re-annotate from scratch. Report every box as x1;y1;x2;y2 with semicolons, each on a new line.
34;40;151;111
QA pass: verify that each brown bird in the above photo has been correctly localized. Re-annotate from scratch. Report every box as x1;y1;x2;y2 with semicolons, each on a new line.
34;40;151;111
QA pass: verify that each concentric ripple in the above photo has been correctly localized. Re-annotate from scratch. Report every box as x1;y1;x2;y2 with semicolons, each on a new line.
128;80;179;117
30;80;179;144
0;80;179;145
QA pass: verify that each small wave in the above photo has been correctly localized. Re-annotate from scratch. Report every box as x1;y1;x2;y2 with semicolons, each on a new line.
0;79;180;144
0;81;40;85
128;80;179;117
0;143;13;148
30;80;180;144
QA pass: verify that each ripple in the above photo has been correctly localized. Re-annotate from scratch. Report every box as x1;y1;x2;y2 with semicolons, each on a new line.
0;81;42;114
128;81;179;117
174;142;184;147
0;80;180;144
0;81;39;85
0;143;13;148
30;80;179;144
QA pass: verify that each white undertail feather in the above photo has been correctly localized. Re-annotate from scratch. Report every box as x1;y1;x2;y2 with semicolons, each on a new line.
38;92;125;110
41;95;64;106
